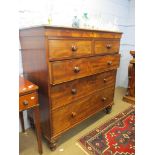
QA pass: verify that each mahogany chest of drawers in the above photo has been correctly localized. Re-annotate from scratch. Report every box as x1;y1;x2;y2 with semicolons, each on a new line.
20;26;122;150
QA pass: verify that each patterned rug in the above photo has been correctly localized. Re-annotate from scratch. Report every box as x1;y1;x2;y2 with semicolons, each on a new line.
77;107;135;155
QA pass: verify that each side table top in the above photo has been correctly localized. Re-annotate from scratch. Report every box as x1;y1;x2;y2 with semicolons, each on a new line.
130;50;135;64
130;50;135;57
19;76;38;96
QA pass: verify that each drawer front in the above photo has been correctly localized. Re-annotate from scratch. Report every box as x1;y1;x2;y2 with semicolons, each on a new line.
19;92;38;111
51;87;114;135
50;54;120;84
48;39;92;59
51;70;116;109
95;39;120;54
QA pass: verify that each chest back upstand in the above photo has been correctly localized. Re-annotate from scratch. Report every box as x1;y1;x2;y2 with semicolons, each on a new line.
20;26;122;150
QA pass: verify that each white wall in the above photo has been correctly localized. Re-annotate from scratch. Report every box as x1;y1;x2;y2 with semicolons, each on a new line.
116;0;135;87
19;0;135;131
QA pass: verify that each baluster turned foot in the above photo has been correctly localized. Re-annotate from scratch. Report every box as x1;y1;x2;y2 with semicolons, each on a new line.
49;139;57;151
106;106;112;114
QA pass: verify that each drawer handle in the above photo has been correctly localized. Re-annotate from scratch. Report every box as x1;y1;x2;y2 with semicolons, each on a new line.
71;88;77;95
23;100;29;106
74;66;80;73
101;97;107;102
71;112;77;117
106;44;112;49
107;61;112;65
71;45;78;52
103;78;107;83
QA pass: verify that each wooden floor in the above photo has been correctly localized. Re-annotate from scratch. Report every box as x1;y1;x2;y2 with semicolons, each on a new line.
19;87;131;155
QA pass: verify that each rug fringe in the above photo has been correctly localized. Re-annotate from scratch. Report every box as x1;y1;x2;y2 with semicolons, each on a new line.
75;142;90;155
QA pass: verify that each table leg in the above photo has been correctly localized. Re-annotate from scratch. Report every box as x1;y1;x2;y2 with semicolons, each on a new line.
33;106;43;154
19;111;25;132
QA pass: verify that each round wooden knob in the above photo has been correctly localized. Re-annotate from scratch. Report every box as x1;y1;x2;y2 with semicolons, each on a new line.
101;97;107;102
107;61;112;65
103;78;107;83
106;44;112;49
71;88;77;95
74;66;80;73
71;112;77;117
71;45;78;52
23;100;28;106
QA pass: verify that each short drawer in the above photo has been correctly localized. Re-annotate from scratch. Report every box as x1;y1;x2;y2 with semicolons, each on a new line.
51;87;114;135
51;70;116;109
48;39;92;59
95;39;120;54
50;54;120;84
19;92;38;111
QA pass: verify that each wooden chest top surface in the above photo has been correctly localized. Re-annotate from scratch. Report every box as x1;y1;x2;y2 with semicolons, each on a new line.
19;25;122;39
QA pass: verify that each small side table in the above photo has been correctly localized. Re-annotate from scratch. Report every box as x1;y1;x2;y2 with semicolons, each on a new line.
19;76;43;154
123;50;135;104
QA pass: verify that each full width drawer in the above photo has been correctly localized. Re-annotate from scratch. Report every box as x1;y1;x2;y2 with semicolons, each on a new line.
48;39;92;59
51;87;114;135
95;39;120;54
50;54;120;84
51;70;116;109
19;92;38;111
